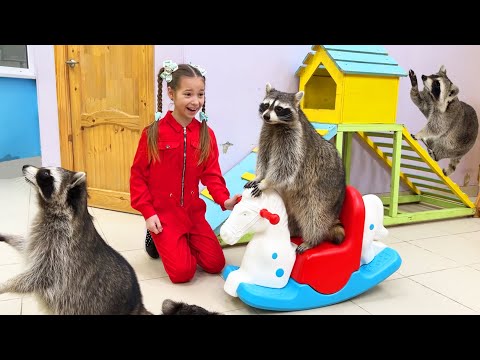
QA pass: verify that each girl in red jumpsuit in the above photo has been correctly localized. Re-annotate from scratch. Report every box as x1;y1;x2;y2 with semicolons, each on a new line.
130;61;239;283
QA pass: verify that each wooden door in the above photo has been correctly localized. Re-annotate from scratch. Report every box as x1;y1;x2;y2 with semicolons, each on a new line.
55;45;154;214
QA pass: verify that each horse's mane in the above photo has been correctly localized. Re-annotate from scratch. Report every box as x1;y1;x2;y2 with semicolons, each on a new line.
242;188;288;228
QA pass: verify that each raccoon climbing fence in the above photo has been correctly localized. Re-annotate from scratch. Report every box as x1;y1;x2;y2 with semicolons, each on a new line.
334;123;476;226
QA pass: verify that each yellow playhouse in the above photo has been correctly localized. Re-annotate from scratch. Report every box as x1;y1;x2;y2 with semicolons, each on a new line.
295;45;406;124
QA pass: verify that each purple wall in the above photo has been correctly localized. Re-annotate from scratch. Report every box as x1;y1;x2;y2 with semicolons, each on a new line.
35;45;61;168
155;45;310;176
376;45;480;193
36;45;480;194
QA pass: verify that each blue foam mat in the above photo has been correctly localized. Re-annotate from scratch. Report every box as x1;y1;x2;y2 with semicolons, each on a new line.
201;151;257;234
311;123;337;140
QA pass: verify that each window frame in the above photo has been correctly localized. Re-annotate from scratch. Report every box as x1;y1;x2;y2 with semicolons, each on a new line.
0;45;35;79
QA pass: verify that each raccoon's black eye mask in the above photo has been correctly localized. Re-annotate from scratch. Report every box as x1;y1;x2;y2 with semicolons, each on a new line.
432;80;441;100
275;106;293;119
39;170;50;178
36;169;54;200
259;103;269;112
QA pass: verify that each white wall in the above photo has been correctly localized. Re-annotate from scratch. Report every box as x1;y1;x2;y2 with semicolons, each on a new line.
34;45;61;167
36;45;480;194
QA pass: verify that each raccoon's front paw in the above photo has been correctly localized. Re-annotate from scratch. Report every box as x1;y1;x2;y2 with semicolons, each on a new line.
409;69;418;87
427;148;437;161
250;184;263;198
244;180;259;189
411;133;417;140
296;242;312;254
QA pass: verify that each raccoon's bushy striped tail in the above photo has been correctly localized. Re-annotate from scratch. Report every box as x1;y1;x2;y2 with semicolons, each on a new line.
328;220;345;245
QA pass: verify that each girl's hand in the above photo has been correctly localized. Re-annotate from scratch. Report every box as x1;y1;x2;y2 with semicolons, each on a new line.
146;214;163;234
224;194;241;211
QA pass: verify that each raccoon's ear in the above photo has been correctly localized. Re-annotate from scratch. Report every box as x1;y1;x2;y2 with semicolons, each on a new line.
70;171;86;188
266;83;272;94
449;84;459;98
294;91;304;107
439;65;446;75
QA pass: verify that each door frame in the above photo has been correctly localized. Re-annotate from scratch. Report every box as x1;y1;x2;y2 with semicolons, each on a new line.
53;45;155;172
54;45;75;170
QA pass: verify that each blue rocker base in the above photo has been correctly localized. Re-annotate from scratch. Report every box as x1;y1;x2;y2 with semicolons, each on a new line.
221;247;402;312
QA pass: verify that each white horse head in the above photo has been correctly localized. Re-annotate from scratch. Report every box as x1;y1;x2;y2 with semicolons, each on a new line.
220;187;288;245
220;187;296;297
360;194;388;265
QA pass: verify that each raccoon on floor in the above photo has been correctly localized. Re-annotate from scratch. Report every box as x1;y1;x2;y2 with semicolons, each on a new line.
162;299;220;315
409;66;479;176
245;83;346;253
0;165;218;315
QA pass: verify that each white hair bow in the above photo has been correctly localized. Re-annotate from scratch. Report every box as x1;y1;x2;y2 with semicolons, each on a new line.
189;62;207;76
160;60;179;83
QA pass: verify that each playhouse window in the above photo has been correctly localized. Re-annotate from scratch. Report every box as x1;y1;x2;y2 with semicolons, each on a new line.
0;45;35;79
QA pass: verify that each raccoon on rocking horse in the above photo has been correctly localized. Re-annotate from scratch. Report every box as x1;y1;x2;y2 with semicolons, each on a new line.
220;185;402;312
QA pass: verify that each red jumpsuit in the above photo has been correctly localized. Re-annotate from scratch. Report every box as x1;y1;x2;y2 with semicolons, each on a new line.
130;111;229;283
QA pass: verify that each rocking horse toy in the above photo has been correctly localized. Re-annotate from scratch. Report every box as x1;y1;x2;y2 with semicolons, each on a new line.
220;185;402;312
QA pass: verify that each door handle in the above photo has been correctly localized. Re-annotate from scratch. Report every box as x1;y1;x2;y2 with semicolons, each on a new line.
65;59;79;68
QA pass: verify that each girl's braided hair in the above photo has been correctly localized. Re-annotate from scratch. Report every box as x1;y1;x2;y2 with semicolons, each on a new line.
146;63;210;165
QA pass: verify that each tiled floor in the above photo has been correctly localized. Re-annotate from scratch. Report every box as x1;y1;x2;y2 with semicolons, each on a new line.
1;176;480;315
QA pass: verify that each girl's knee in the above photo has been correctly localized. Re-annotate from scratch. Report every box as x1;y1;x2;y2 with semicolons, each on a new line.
168;266;196;283
202;256;226;274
